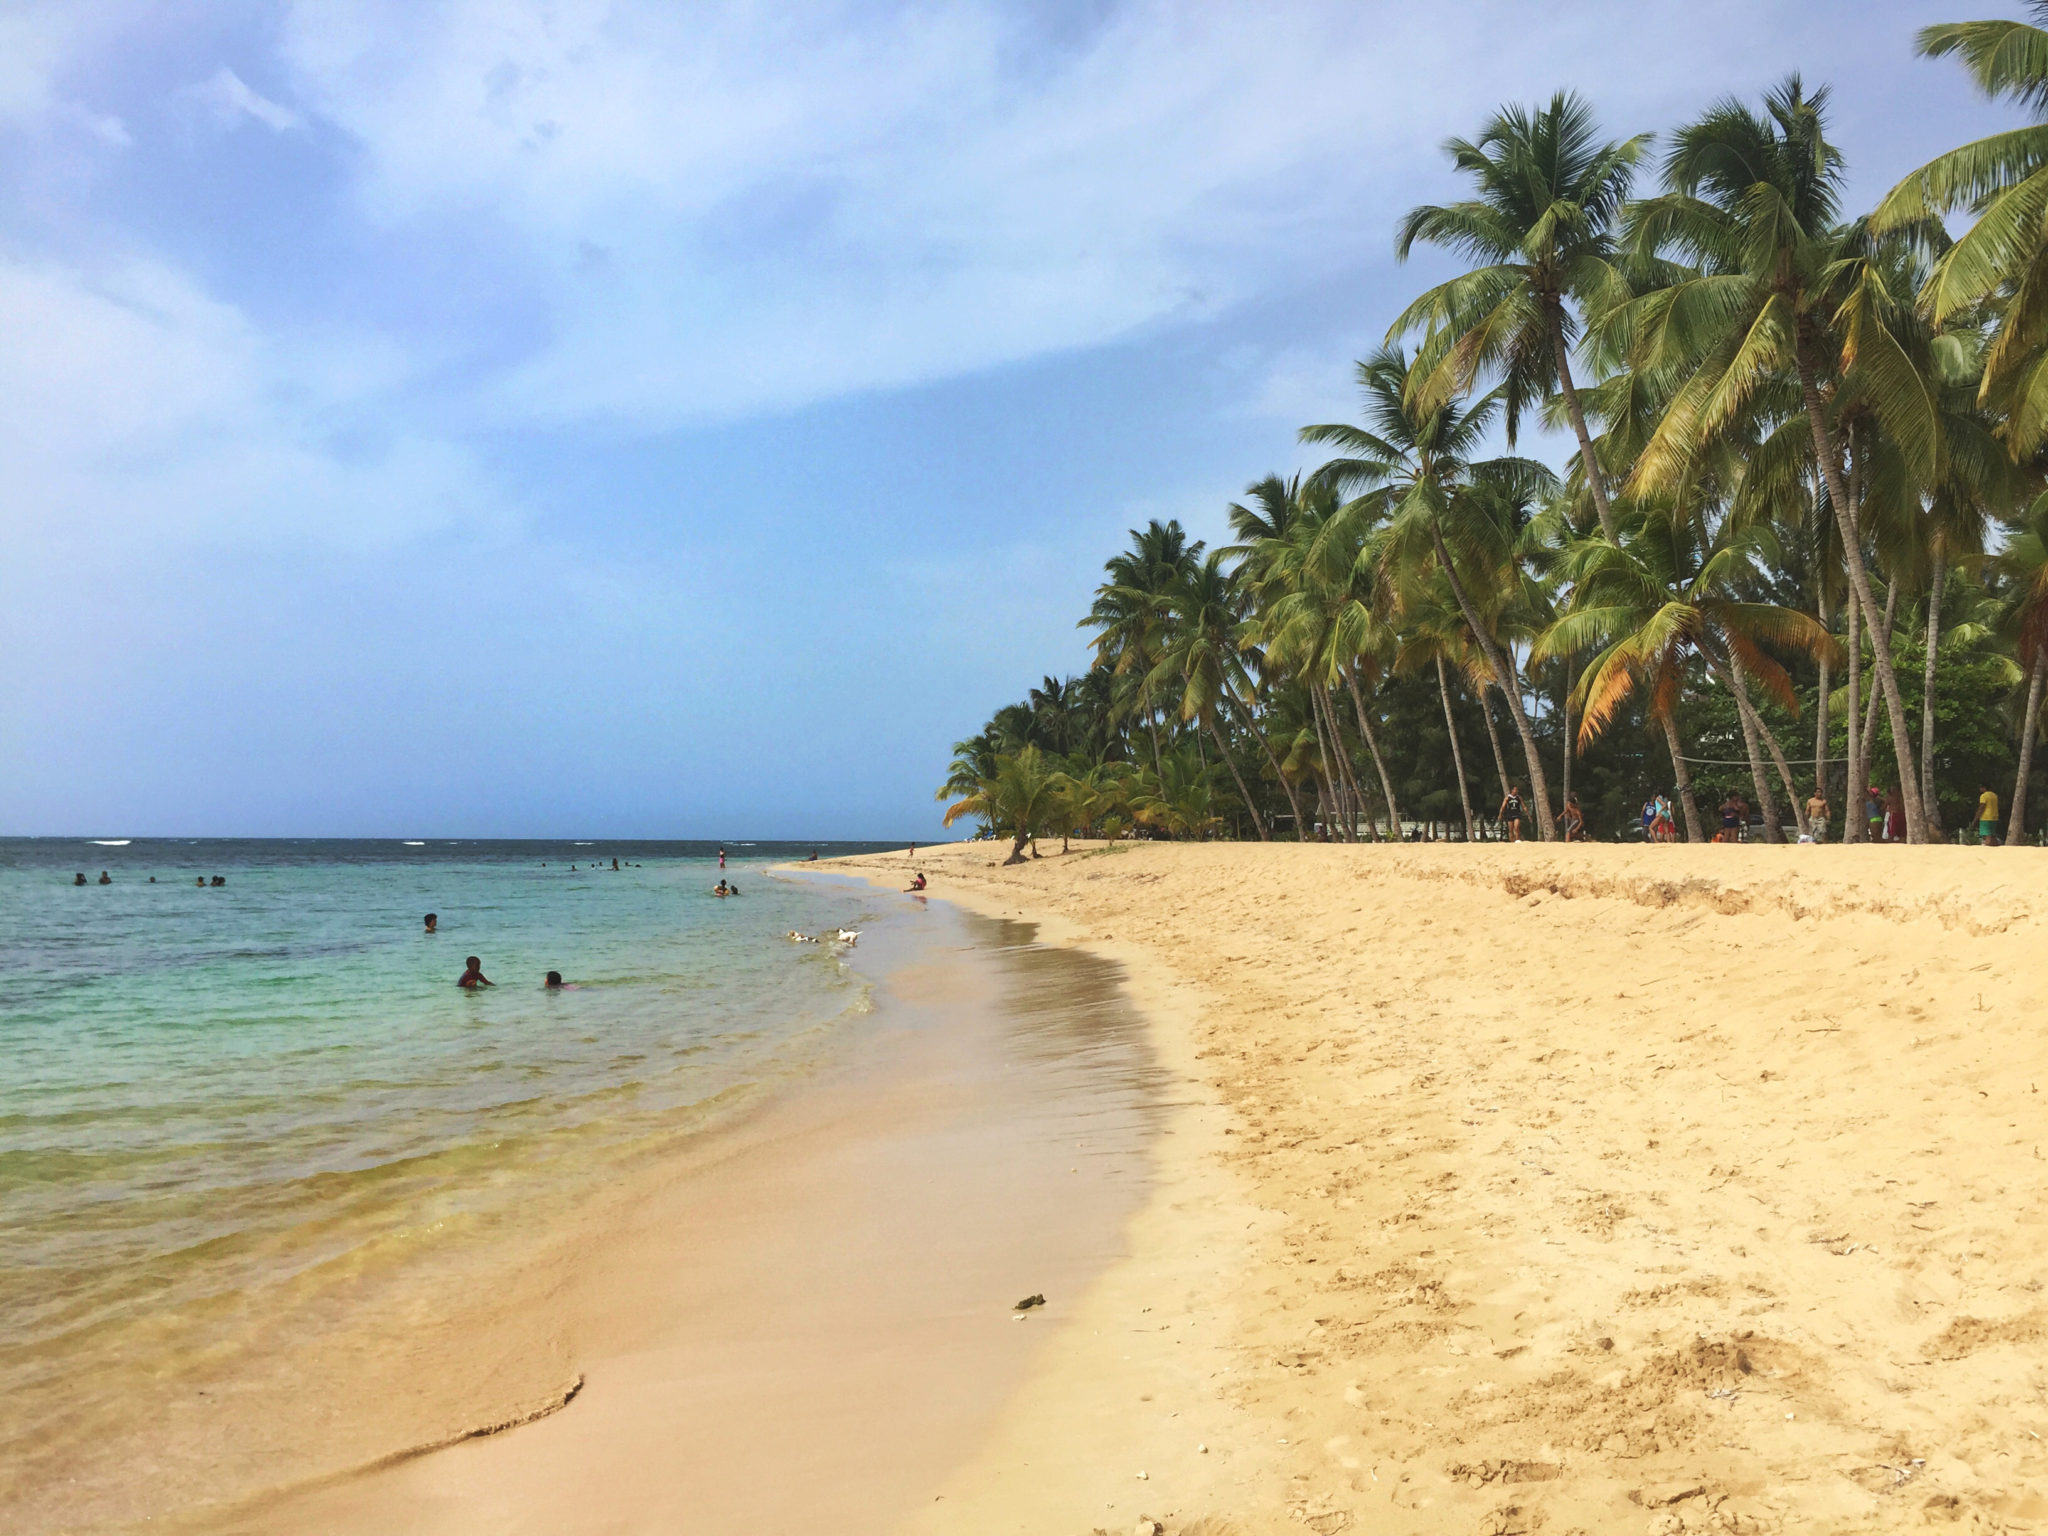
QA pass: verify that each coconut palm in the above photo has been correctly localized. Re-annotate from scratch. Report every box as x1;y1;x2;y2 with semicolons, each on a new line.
938;745;1063;865
1996;491;2048;842
1303;345;1563;839
1145;551;1274;840
1624;77;1937;838
1394;92;1649;542
1875;7;2048;452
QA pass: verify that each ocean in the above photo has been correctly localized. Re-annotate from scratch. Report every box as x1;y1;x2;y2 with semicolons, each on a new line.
0;837;902;1529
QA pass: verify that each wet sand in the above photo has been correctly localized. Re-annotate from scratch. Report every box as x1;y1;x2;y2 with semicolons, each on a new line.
828;840;2048;1534
137;896;1164;1535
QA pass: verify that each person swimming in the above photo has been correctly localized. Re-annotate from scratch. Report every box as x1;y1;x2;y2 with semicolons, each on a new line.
195;876;206;887
97;871;111;885
458;956;494;989
210;875;226;887
73;872;86;886
424;913;438;934
544;970;564;989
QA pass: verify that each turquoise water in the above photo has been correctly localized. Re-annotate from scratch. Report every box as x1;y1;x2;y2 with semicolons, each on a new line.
0;838;893;1513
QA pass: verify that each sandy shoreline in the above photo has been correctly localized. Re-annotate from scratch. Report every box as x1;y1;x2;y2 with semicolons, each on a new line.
820;840;2048;1534
74;893;1160;1536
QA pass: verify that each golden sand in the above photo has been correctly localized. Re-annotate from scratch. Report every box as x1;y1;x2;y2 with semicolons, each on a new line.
830;840;2048;1534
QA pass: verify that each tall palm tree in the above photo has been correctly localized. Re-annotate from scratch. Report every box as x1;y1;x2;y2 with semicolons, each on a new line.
1147;551;1273;840
1395;92;1649;542
1625;77;1937;837
1304;346;1563;838
1083;521;1204;775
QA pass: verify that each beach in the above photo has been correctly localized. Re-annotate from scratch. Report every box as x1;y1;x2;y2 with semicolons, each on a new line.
818;840;2048;1534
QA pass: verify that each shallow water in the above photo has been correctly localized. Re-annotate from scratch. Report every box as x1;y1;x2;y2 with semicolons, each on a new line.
0;838;895;1527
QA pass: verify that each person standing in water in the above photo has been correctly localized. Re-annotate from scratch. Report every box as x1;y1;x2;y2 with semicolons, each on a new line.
457;956;494;989
718;847;725;869
424;913;438;934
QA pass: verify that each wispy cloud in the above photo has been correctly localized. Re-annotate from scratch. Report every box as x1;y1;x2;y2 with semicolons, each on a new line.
184;65;303;132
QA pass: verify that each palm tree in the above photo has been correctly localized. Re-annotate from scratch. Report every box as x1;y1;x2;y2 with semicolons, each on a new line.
1083;521;1204;775
1996;491;2048;843
938;745;1063;865
1876;6;2048;454
1303;345;1563;838
1146;551;1273;840
1394;92;1649;542
1131;747;1223;839
1625;77;1937;838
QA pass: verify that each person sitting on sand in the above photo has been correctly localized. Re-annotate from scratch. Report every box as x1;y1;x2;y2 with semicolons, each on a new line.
1977;781;2001;846
906;872;927;891
457;956;494;989
1497;784;1525;842
424;913;438;934
1560;795;1584;843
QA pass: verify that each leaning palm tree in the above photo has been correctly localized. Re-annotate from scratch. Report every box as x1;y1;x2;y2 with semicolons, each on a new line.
1303;345;1564;838
1624;77;1937;838
1394;91;1649;542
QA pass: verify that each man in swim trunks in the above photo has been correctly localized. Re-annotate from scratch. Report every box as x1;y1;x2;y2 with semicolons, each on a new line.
1977;781;2001;845
1804;788;1829;843
457;956;494;989
1497;784;1525;842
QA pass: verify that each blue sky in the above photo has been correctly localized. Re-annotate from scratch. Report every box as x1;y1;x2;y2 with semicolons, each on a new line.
0;0;2013;838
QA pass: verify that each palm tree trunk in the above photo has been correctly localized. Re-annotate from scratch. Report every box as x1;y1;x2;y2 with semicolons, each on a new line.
1322;687;1369;840
1344;668;1403;842
1843;582;1863;841
1549;305;1620;543
1307;692;1347;841
2010;642;2045;849
1437;655;1479;842
1920;548;1946;836
1207;716;1269;841
1481;684;1512;836
1813;590;1832;838
1660;710;1706;843
1859;580;1898;771
1234;697;1308;840
1797;355;1924;839
1561;660;1575;824
1427;519;1557;839
1724;650;1809;836
1705;650;1783;841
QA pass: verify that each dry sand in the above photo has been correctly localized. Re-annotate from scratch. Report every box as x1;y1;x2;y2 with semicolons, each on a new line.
826;840;2048;1535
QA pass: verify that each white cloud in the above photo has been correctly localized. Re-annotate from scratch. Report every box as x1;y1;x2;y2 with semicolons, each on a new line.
184;65;304;132
0;255;509;556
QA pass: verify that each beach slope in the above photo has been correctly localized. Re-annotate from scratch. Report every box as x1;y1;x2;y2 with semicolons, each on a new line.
836;841;2048;1534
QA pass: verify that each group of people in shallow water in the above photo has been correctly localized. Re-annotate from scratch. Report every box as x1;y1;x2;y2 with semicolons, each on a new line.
430;913;575;990
74;871;227;884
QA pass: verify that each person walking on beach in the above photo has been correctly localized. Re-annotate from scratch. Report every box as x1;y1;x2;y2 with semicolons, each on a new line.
457;956;494;989
1653;793;1675;843
1976;781;2002;845
1561;794;1584;842
1497;784;1525;842
1805;788;1829;843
